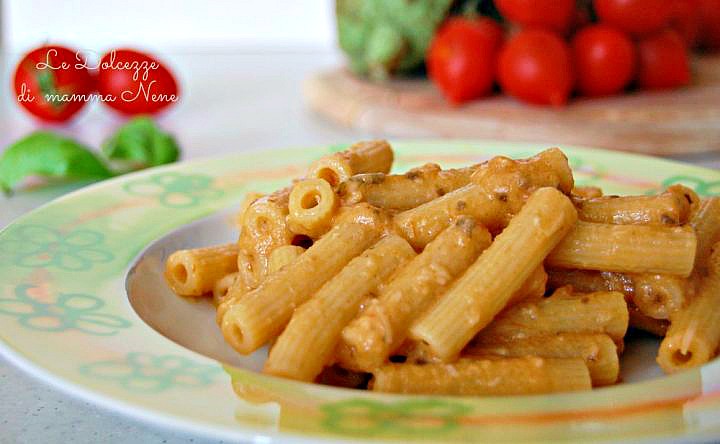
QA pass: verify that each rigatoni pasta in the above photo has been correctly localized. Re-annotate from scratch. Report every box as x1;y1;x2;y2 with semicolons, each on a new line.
393;148;574;249
287;178;337;237
371;357;592;395
547;269;687;320
307;140;393;187
409;187;577;361
220;204;386;354
339;162;476;210
689;197;720;274
237;187;293;290
575;191;691;226
547;222;697;276
336;217;492;372
164;243;238;297
473;290;629;345
267;245;305;274
465;333;619;386
657;247;720;373
164;140;713;397
264;235;415;381
212;272;239;306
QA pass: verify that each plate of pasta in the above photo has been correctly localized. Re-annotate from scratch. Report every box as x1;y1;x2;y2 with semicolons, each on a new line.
1;140;719;443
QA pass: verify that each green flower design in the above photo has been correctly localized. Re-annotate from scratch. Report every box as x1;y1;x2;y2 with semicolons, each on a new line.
80;352;221;393
0;225;114;271
0;284;130;335
652;175;720;197
321;398;471;437
124;172;223;208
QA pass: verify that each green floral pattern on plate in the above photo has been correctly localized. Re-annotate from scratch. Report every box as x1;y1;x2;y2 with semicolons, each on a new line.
79;352;222;393
0;141;717;442
321;398;471;437
0;225;114;271
0;284;130;334
124;172;223;208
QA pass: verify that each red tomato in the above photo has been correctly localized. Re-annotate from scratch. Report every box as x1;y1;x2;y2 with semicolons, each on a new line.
427;17;504;104
594;0;673;35
572;25;637;97
495;0;575;32
669;0;702;47
698;0;720;50
97;49;179;115
570;7;593;34
498;29;574;106
637;30;691;90
13;45;94;122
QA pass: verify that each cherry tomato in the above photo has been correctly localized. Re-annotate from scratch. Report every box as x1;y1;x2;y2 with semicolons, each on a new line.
97;49;179;115
572;25;637;97
569;7;593;34
495;0;575;32
498;29;574;106
427;17;504;104
669;0;702;48
698;0;720;50
594;0;673;35
637;29;691;90
13;45;94;122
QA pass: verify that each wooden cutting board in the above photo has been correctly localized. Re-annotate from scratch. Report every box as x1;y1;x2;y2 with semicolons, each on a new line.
304;55;720;156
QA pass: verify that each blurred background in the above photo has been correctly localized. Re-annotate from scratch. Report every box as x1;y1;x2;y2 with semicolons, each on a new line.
3;0;337;51
0;0;354;160
2;0;719;164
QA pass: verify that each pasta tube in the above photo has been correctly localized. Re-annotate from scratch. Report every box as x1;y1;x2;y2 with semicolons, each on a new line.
465;333;619;386
667;184;701;217
165;243;238;297
339;163;475;210
237;187;293;289
220;204;386;354
336;217;492;372
264;235;415;381
212;272;239;307
393;148;574;249
571;186;603;199
575;192;691;226
241;187;291;241
548;269;687;320
508;265;548;305
629;304;669;337
267;245;305;274
690;197;720;275
371;357;591;395
548;269;632;294
547;222;697;277
657;247;720;373
234;191;265;231
632;273;688;320
409;187;577;361
475;290;629;345
307;140;393;187
287;178;338;237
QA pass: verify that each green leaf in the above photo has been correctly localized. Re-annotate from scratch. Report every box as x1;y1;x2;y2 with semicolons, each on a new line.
102;116;180;171
0;132;113;194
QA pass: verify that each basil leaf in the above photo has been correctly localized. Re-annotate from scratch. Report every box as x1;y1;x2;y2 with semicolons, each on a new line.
102;116;180;170
0;131;113;194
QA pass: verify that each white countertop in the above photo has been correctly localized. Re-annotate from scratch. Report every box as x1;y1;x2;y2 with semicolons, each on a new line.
0;49;718;444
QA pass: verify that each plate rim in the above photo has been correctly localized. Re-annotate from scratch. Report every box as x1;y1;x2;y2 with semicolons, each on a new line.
1;139;719;443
